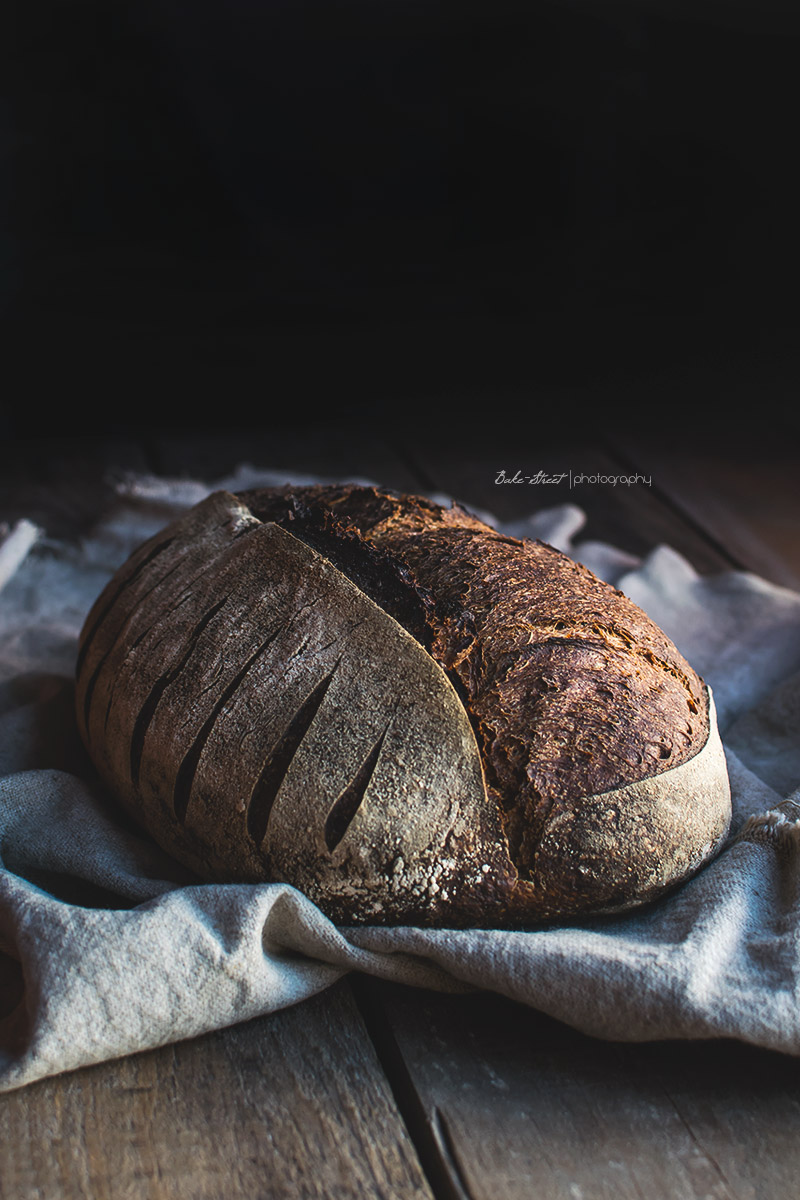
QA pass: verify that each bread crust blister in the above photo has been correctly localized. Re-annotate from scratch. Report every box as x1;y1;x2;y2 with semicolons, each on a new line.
75;485;732;927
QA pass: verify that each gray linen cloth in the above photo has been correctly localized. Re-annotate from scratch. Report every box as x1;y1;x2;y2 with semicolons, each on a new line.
1;466;799;1093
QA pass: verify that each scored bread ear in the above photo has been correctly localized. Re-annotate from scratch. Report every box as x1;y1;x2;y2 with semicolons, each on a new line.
509;688;731;920
76;490;515;925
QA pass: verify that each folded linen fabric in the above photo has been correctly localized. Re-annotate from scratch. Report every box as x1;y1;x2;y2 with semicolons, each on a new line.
1;466;799;1092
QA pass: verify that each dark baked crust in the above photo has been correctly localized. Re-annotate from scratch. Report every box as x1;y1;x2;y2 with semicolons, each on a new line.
238;483;710;886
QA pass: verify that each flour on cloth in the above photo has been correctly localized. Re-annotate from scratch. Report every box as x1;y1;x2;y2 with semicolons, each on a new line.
1;466;799;1092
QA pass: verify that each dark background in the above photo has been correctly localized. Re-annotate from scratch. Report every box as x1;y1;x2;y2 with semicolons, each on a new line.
2;0;799;443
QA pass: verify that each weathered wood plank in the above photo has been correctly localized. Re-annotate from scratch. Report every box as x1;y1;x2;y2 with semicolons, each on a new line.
0;979;435;1200
356;980;800;1200
612;425;800;590
398;424;736;574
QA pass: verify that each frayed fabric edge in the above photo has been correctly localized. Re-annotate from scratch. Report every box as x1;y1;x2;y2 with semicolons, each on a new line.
736;797;800;849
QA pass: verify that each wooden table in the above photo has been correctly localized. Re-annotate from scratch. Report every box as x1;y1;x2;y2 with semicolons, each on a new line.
1;405;799;1199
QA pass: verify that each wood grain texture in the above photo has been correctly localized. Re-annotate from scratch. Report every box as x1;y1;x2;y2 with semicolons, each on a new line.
0;980;433;1200
396;427;738;576
357;979;800;1200
612;429;800;591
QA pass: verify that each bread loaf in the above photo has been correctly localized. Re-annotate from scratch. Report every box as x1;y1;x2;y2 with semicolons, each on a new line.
74;484;731;926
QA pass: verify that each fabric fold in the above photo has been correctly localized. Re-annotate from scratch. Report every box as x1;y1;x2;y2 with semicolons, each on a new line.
1;467;799;1092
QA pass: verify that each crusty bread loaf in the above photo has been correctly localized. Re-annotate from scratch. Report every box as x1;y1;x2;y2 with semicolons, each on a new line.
74;484;731;926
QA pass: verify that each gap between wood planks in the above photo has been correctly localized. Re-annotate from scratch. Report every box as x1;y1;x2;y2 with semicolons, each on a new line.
350;975;474;1200
349;978;800;1200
